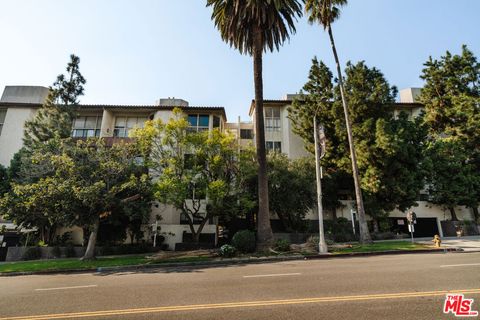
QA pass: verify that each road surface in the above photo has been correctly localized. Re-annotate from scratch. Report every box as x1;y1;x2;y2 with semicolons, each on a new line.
0;252;479;320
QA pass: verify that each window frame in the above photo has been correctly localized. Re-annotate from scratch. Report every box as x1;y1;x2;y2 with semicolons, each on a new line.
72;115;103;138
265;107;281;131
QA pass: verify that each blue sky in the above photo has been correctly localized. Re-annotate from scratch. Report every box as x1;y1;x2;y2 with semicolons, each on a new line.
0;0;478;120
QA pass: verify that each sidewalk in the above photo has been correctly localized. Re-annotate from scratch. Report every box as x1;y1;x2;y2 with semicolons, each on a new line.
414;236;480;252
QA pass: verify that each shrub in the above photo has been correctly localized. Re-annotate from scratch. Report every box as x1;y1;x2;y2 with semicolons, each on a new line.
274;239;291;252
52;246;62;258
219;244;236;258
232;230;256;253
371;232;396;241
22;247;42;260
65;245;76;258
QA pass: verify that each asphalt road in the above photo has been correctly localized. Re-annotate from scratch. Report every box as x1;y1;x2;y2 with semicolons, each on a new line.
1;252;479;320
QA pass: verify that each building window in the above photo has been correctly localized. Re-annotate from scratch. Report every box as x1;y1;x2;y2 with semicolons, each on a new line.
72;116;102;138
0;109;6;136
265;107;281;131
188;114;209;132
266;141;281;153
213;116;220;129
240;129;253;139
114;116;147;138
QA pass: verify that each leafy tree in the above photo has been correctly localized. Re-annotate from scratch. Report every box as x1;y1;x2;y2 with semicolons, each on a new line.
420;45;480;221
207;0;303;249
1;138;151;259
289;58;427;231
132;109;241;244
424;140;479;221
0;165;9;197
267;153;316;232
305;0;372;243
23;54;86;151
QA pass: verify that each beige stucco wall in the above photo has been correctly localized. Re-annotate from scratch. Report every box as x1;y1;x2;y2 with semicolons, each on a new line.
0;107;37;166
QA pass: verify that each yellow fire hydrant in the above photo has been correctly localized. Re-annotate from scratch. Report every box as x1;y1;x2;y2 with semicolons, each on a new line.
433;234;441;248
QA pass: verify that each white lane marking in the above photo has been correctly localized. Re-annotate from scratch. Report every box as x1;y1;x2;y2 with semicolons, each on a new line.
243;273;301;278
440;263;480;268
35;284;98;291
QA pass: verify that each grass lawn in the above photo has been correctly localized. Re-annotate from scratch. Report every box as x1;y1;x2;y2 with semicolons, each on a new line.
0;255;150;274
330;240;431;254
0;241;435;274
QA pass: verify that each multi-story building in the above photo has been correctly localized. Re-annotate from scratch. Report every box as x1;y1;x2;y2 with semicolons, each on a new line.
0;86;226;248
0;85;477;247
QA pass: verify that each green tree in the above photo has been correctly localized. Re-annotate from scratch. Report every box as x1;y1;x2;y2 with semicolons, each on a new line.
23;54;85;151
207;0;303;249
1;138;151;259
132;109;241;244
305;0;371;243
267;154;316;232
420;45;480;220
0;165;8;197
424;140;480;221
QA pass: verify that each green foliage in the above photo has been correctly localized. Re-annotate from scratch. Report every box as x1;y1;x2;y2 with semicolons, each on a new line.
0;164;8;197
274;239;291;252
305;0;348;28
132;109;241;243
22;247;42;261
207;0;303;55
324;217;356;242
267;153;316;232
232;230;256;253
420;46;480;214
289;58;426;229
219;244;236;258
23;54;86;151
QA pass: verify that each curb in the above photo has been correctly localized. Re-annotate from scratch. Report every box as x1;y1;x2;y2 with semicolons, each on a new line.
0;247;465;277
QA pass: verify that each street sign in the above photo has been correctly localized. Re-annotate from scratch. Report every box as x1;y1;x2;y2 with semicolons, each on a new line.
408;224;414;233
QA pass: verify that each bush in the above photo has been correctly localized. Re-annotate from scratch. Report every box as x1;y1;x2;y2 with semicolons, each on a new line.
274;239;291;252
232;230;256;253
371;232;396;241
65;245;76;258
219;244;236;258
52;246;62;258
22;247;42;260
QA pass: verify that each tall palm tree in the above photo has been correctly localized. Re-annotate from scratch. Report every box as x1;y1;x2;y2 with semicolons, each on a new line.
207;0;303;249
305;0;372;243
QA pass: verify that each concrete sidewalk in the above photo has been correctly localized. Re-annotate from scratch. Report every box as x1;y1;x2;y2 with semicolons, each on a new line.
416;235;480;252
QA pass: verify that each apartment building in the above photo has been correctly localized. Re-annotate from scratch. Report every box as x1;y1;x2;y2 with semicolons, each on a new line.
0;85;477;247
0;86;226;248
247;88;476;237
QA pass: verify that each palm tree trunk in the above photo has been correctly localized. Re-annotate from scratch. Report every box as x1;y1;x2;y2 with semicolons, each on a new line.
327;24;372;244
81;216;99;260
253;28;274;250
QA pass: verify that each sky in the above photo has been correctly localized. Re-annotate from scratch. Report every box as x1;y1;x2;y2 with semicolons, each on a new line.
0;0;479;121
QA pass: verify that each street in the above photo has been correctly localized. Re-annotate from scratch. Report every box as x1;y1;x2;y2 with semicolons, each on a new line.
0;252;479;320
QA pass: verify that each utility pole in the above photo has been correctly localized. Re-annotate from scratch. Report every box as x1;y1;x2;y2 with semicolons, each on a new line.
314;115;328;253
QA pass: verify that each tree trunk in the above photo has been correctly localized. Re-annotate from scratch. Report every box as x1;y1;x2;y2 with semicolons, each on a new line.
192;217;209;245
253;27;273;250
327;24;372;244
81;216;100;260
449;207;459;221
